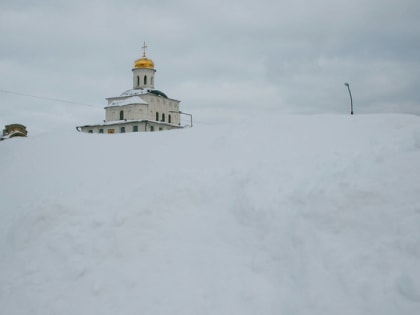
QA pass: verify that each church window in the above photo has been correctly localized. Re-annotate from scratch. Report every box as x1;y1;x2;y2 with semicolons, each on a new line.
150;126;154;132
133;125;138;132
88;130;93;133
162;113;165;122
169;114;172;124
120;126;126;133
120;110;124;120
137;76;140;86
159;127;163;131
156;112;159;121
144;75;147;85
151;76;154;85
99;129;104;134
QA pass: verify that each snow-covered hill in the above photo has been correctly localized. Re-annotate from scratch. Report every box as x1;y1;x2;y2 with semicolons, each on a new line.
1;113;420;314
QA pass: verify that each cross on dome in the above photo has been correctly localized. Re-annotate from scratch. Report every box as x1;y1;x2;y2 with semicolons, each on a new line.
142;41;148;57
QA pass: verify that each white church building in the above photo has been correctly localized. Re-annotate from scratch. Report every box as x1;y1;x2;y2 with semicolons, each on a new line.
77;44;183;134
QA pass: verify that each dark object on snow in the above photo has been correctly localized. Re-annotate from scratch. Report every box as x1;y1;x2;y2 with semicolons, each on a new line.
1;124;28;140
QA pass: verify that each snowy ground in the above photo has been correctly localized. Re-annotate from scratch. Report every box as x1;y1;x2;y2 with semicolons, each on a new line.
1;112;420;314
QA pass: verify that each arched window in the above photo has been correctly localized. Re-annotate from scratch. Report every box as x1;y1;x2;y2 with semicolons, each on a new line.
137;76;140;86
156;112;159;121
120;126;125;133
168;114;172;124
120;110;124;120
144;75;147;85
162;113;165;122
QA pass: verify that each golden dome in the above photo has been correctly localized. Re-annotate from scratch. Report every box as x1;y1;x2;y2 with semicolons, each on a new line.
134;57;155;69
134;42;155;69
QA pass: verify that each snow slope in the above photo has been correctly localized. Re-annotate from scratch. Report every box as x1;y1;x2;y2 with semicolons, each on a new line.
1;113;420;314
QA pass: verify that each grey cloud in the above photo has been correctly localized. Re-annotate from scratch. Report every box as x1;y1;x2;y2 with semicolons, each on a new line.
1;0;419;130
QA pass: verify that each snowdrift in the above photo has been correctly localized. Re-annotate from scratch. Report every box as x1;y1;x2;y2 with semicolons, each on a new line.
1;113;420;314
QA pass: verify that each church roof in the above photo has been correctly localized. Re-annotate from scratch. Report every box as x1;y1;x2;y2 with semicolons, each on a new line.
120;89;149;97
119;89;171;100
149;90;168;98
107;95;147;107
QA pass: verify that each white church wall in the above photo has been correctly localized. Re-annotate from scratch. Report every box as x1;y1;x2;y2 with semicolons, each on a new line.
132;68;156;89
143;95;181;125
80;120;181;134
105;104;148;121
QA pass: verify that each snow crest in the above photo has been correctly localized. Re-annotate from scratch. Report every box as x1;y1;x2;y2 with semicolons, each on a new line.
1;113;420;315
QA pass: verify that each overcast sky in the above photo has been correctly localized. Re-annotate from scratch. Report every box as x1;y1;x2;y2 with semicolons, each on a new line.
1;0;419;130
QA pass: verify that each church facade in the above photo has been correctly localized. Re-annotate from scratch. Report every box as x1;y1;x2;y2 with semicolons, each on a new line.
77;44;183;134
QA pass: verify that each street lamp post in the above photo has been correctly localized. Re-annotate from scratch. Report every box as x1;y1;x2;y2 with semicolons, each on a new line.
344;82;353;115
169;110;193;127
